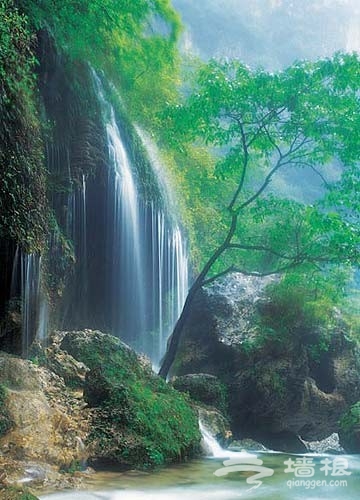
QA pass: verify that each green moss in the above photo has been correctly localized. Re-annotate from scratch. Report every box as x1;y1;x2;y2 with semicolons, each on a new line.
61;331;201;468
339;402;360;453
0;384;13;437
340;402;360;434
0;486;39;500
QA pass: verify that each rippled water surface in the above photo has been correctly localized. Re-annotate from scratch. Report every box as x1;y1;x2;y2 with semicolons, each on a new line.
40;451;360;500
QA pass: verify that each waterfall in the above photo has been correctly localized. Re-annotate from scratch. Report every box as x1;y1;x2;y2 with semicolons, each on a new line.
135;127;189;360
21;254;40;355
63;174;89;325
94;74;189;365
10;248;41;356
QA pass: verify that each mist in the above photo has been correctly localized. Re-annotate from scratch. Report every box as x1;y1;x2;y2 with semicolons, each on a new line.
172;0;360;68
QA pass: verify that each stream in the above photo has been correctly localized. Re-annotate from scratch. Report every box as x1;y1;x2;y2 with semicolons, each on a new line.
40;438;360;500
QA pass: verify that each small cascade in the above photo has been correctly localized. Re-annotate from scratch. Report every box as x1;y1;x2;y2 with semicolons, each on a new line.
93;74;189;365
199;420;255;459
199;420;226;458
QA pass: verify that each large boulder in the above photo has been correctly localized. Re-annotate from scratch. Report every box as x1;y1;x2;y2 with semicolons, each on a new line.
0;329;201;481
60;330;201;468
173;273;360;450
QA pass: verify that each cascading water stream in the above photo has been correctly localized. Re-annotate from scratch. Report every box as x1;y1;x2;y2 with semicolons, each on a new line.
10;248;41;356
199;420;255;459
136;126;189;362
93;74;189;365
106;103;147;336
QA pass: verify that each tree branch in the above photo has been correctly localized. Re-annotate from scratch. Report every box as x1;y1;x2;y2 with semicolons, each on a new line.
228;119;249;212
227;243;295;260
236;156;284;212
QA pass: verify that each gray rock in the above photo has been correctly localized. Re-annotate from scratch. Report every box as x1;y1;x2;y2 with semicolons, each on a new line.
228;438;267;452
173;272;360;449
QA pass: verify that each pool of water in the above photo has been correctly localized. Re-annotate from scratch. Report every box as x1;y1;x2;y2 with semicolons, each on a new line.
40;451;360;500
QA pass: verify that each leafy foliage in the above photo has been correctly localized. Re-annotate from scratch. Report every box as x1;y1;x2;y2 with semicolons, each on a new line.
244;269;351;361
159;54;360;377
339;401;360;452
163;55;360;278
17;0;182;123
0;0;48;251
340;401;360;427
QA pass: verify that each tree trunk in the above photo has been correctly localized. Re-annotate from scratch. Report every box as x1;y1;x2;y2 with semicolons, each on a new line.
158;282;201;378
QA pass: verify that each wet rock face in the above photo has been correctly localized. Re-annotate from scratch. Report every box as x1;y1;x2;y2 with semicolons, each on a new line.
173;273;360;449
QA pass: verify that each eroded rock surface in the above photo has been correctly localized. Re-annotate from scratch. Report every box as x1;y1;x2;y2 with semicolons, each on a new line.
173;273;360;450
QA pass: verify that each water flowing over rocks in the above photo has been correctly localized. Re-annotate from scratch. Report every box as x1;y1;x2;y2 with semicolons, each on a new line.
172;272;360;452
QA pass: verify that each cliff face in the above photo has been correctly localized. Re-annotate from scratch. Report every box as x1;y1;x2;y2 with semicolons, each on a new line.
0;22;108;354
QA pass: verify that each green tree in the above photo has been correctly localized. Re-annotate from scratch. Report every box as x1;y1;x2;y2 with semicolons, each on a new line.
159;53;360;377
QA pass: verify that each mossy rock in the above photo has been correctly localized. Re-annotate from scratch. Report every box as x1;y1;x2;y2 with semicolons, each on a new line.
0;486;39;500
172;373;228;413
60;330;201;468
339;402;360;453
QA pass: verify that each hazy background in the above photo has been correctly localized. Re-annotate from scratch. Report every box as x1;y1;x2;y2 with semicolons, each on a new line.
172;0;360;69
